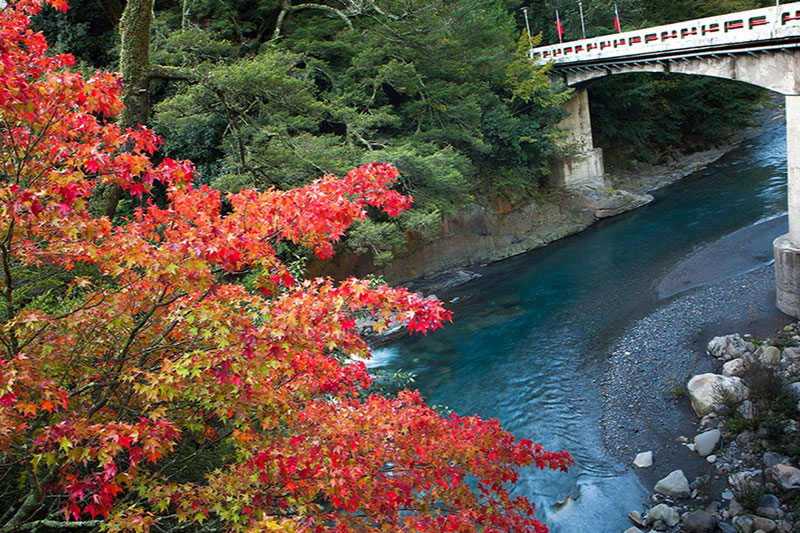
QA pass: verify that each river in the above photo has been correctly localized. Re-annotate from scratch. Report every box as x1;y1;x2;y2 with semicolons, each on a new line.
370;124;789;531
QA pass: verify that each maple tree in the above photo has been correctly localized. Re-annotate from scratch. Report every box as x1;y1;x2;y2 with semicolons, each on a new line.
0;0;572;531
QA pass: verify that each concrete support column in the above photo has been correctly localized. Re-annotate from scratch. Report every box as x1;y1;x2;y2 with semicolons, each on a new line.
547;88;605;189
774;95;800;317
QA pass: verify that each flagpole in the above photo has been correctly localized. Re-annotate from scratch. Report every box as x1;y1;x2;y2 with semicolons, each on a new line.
522;6;533;58
578;1;586;39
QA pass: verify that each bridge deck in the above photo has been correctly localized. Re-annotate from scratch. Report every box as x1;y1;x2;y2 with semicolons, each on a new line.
531;3;800;68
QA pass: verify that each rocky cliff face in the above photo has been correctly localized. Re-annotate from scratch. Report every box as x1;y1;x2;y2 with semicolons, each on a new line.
308;186;652;286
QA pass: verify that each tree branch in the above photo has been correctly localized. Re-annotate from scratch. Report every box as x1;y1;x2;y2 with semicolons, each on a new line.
149;65;199;82
272;0;353;40
14;518;103;531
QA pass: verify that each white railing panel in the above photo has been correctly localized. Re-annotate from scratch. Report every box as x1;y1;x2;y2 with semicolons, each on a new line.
531;3;800;65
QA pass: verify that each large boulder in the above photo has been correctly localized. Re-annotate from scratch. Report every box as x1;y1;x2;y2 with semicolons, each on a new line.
693;429;721;457
687;373;749;417
760;345;782;365
784;346;800;360
707;334;747;360
654;470;690;498
767;463;800;493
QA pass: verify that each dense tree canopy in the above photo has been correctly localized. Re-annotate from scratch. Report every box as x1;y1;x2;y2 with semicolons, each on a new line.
0;0;573;530
34;0;571;264
31;0;773;256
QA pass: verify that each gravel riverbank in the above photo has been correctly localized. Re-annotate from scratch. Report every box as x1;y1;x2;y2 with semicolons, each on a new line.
601;252;793;494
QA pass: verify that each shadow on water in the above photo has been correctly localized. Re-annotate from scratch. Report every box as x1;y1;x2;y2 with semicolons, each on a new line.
371;126;788;531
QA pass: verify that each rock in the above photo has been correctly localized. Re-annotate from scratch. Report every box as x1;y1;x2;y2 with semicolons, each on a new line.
767;464;800;492
654;470;690;498
721;490;734;500
717;522;737;533
737;399;756;419
783;346;800;360
623;528;643;533
633;451;653;468
699;413;717;426
647;503;680;527
761;345;782;365
628;509;645;526
752;515;778;532
723;358;747;377
758;494;782;509
690;474;711;491
733;515;754;533
789;382;800;400
682;509;717;533
694;429;721;457
708;334;747;360
729;470;762;491
728;499;744;517
687;373;749;417
592;189;653;218
652;519;667;531
763;452;788;468
736;430;756;445
707;454;717;463
757;506;783;519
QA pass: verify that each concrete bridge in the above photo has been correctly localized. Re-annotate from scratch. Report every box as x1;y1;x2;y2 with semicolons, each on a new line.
532;2;800;318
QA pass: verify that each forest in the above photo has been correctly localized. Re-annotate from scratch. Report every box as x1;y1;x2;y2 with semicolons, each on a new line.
0;0;783;531
34;0;774;266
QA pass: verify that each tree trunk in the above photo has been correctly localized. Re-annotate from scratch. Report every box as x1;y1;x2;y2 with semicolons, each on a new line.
105;0;153;218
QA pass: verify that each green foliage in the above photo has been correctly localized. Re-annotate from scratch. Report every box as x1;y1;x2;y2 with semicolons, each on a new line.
31;0;773;267
143;0;572;264
506;32;571;107
346;218;408;266
31;0;117;67
590;73;765;166
738;483;765;514
725;415;758;435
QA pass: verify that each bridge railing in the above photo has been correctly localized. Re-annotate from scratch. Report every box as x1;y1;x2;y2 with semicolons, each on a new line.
531;2;800;66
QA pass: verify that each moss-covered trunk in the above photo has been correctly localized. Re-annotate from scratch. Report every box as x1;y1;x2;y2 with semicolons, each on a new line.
105;0;152;217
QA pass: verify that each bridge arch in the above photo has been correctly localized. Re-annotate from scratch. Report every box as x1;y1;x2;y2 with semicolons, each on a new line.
554;49;800;95
533;3;800;317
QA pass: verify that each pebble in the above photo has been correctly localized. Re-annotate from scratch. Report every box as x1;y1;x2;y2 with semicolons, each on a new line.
633;450;653;468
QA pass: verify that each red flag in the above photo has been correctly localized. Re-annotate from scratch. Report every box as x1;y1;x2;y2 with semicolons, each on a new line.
556;10;564;42
614;4;622;33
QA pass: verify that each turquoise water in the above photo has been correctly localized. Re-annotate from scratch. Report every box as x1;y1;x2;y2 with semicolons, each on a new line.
371;125;788;531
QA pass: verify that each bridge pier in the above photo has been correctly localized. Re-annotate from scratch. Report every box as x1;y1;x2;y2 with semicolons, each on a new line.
775;95;800;317
548;89;605;189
